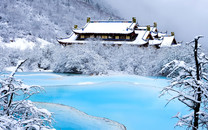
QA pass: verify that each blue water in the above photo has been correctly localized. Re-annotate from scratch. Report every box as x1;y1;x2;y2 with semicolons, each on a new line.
4;72;186;130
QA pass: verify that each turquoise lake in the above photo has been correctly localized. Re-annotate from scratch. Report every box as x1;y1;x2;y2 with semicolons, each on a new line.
7;72;186;130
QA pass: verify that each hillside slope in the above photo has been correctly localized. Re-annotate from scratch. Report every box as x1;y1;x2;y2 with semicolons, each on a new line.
0;0;120;43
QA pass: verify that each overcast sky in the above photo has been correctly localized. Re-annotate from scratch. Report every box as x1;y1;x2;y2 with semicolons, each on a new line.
104;0;208;48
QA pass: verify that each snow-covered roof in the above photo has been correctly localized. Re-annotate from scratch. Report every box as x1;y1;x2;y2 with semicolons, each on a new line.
158;32;167;37
137;26;147;30
58;20;178;47
73;21;136;34
151;32;157;37
149;39;162;45
58;32;148;46
134;30;149;45
136;26;156;31
151;27;157;32
160;36;175;47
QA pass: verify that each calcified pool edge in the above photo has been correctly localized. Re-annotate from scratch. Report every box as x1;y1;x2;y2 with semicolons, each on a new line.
35;102;126;130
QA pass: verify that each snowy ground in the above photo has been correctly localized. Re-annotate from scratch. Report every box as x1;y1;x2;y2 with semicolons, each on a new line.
35;102;126;130
0;37;51;50
3;72;187;130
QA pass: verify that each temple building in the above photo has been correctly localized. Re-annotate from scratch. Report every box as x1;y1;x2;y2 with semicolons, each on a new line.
57;17;178;48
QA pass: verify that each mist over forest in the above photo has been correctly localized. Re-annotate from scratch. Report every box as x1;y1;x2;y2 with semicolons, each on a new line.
104;0;208;50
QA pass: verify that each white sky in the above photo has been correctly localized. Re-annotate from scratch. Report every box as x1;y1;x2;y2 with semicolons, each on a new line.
104;0;208;48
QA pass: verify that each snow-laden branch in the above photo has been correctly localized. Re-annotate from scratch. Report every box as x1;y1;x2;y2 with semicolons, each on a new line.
10;59;27;77
161;87;200;104
0;60;54;130
160;36;208;130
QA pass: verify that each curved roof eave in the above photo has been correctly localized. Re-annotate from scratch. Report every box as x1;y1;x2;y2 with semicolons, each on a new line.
73;30;135;35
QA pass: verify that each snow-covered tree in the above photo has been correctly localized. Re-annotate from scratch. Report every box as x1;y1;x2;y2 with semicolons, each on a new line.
0;36;192;76
0;60;54;130
0;0;119;42
160;36;208;130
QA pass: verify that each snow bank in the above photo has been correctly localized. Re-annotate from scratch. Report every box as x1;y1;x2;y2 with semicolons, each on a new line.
35;102;126;130
36;38;51;48
0;37;52;51
3;38;35;50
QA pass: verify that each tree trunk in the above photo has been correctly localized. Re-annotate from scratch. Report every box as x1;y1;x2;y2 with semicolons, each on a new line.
193;38;201;130
7;92;14;116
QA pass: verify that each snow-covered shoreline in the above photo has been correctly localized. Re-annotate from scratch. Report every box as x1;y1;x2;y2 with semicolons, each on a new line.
35;102;126;130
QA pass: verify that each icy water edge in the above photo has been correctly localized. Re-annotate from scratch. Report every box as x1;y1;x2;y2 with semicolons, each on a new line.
3;72;186;130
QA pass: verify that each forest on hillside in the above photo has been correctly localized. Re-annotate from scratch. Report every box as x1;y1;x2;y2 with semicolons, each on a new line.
0;0;119;43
